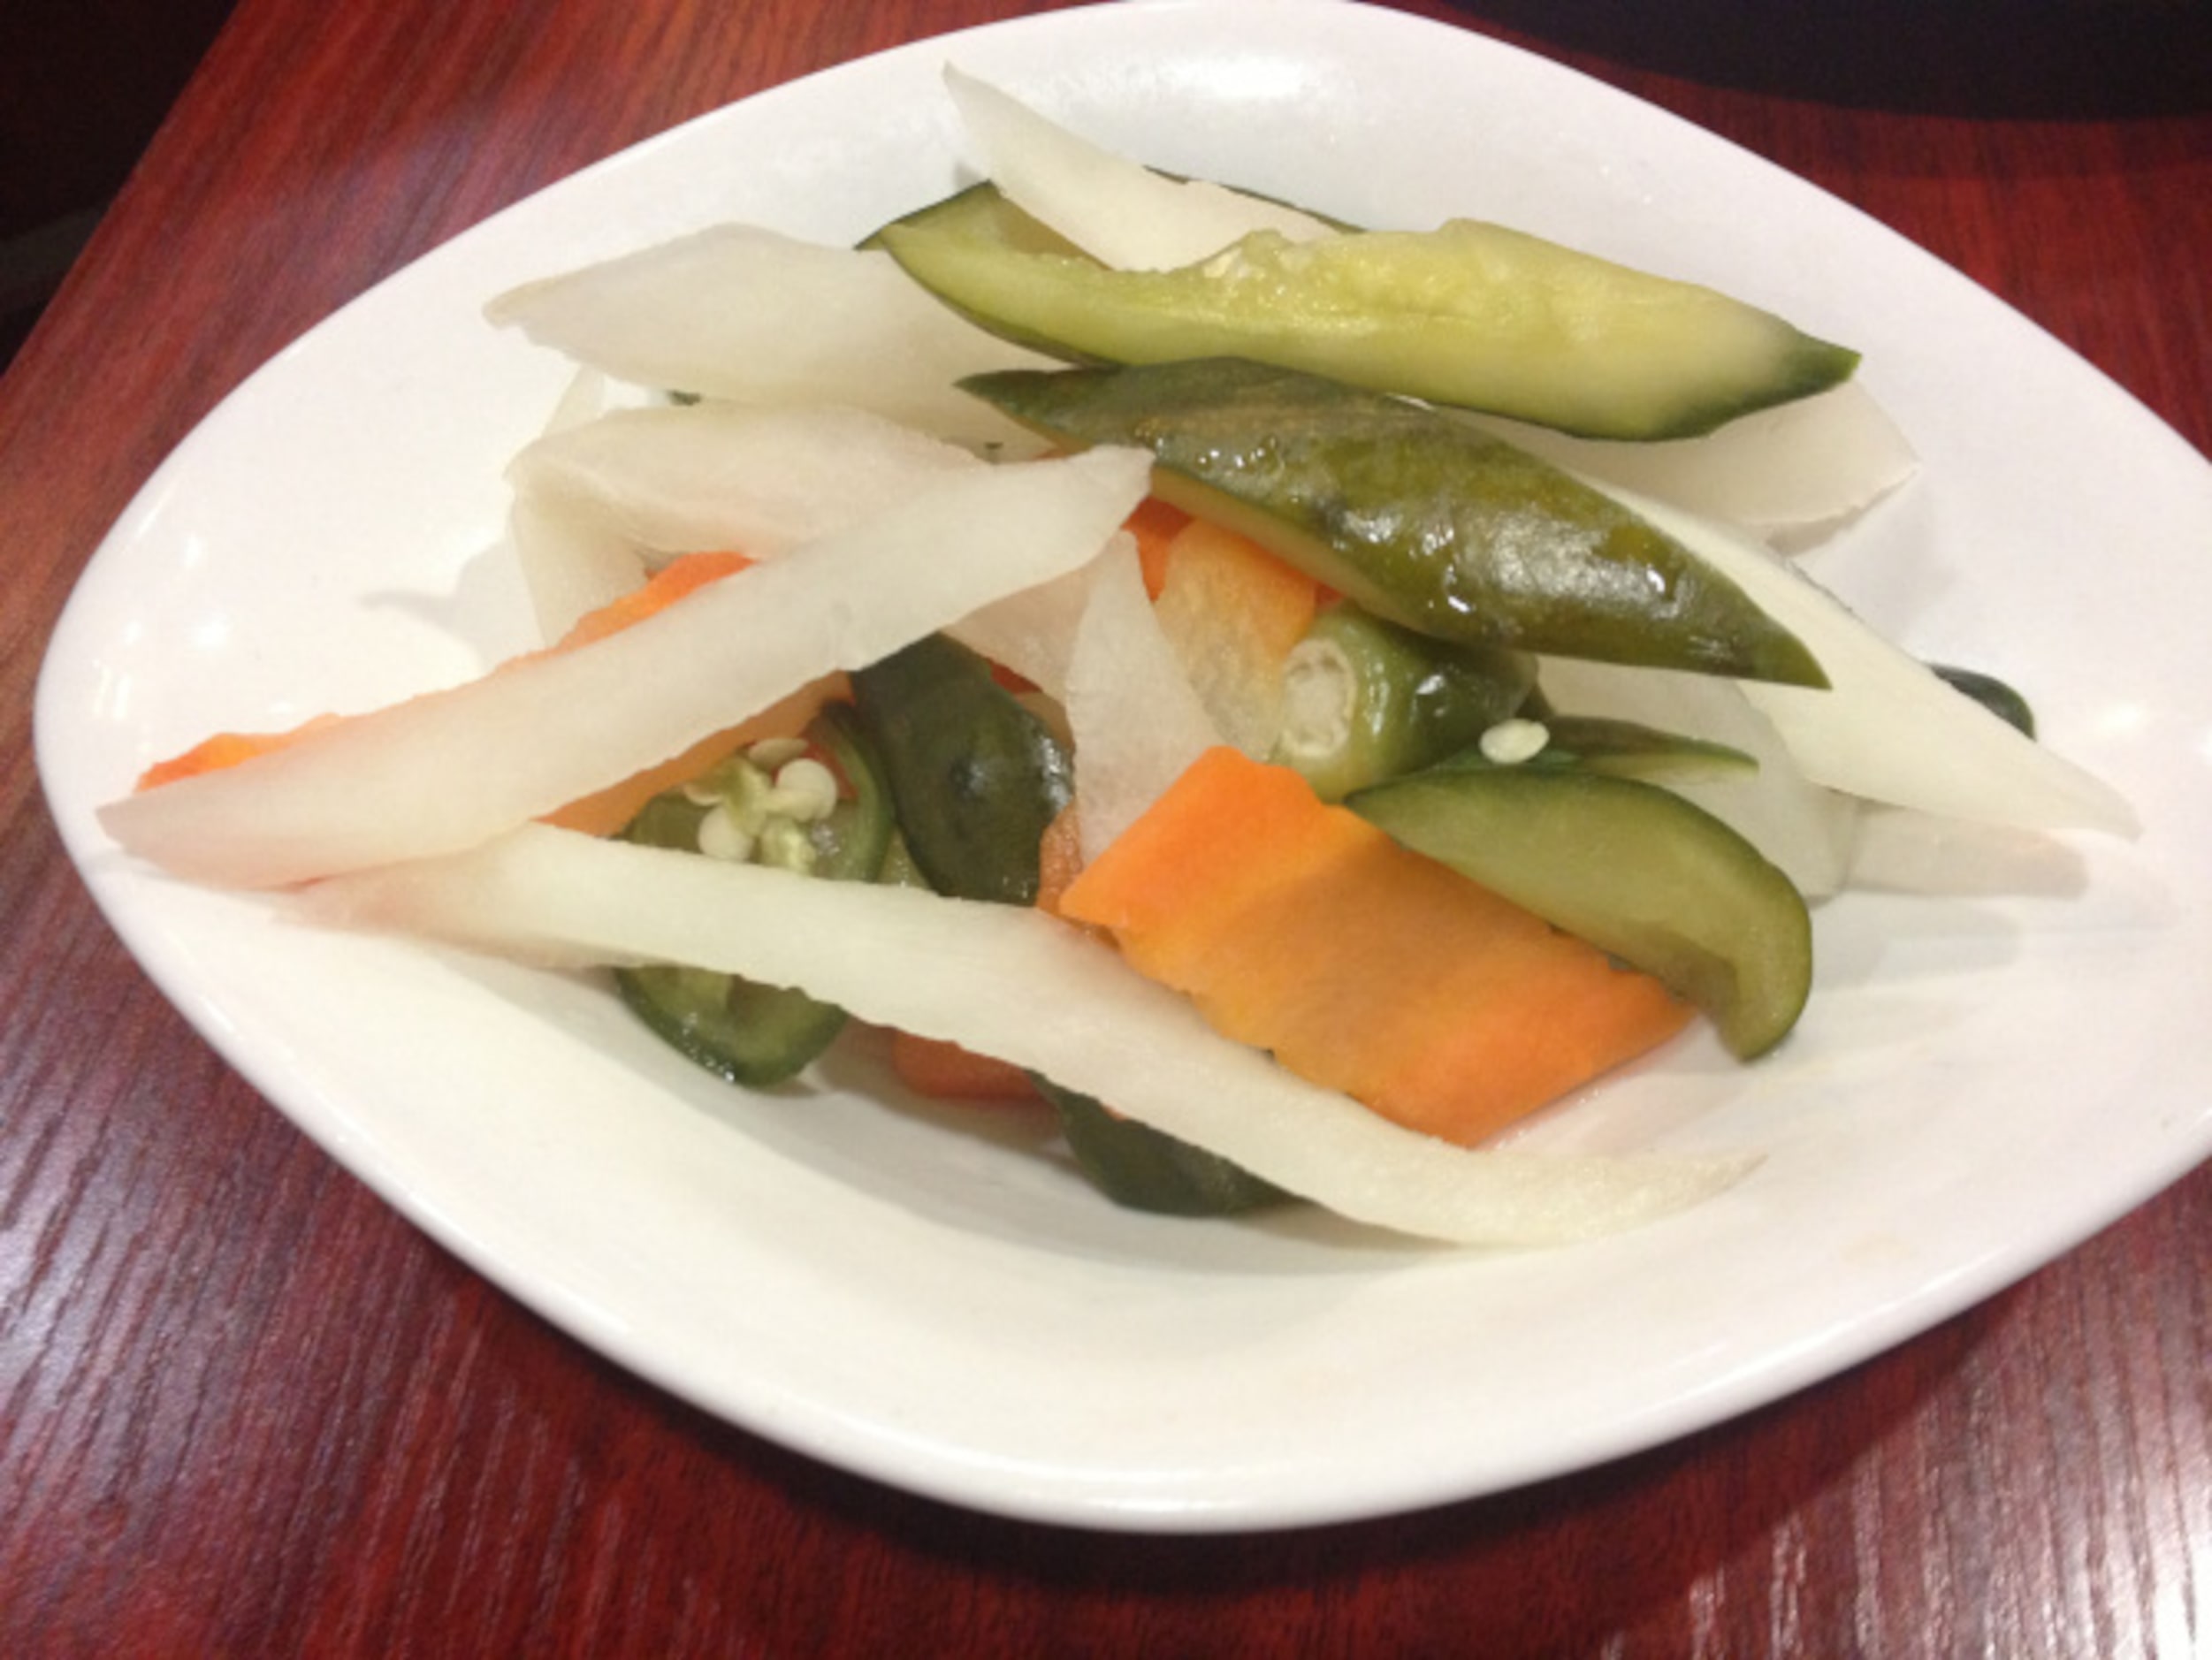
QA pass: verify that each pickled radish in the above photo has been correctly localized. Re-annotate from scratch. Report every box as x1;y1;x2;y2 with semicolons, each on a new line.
304;823;1755;1246
101;449;1151;887
944;66;1334;270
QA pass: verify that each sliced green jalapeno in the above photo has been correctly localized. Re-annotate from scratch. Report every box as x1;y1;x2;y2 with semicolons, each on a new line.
851;633;1073;906
616;703;892;1087
1033;1076;1289;1218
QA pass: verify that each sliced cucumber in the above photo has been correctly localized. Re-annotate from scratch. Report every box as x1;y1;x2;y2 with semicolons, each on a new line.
1347;762;1812;1059
965;358;1827;688
886;186;1856;439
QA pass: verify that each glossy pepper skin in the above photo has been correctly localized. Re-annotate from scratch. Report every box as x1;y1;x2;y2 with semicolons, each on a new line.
615;703;893;1087
854;634;1285;1217
1034;1076;1287;1217
850;634;1073;907
962;358;1828;689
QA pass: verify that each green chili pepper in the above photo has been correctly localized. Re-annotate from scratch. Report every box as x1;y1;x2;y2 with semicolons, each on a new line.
850;633;1073;906
961;358;1827;688
615;703;893;1087
1033;1076;1289;1218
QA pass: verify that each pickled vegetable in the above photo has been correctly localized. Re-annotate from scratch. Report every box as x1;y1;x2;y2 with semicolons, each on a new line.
1057;747;1694;1146
1273;602;1537;800
851;633;1073;905
1348;759;1812;1059
616;704;894;1086
886;185;1857;438
1034;1076;1288;1217
965;358;1827;687
1933;666;2035;738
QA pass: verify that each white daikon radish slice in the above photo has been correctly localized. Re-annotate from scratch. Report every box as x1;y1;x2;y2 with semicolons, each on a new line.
100;448;1153;888
1468;381;1918;548
510;404;984;565
942;562;1095;703
1594;484;2138;835
1537;656;1858;900
510;369;640;641
945;67;1335;270
1062;543;1221;862
508;484;649;644
485;226;1051;449
309;825;1757;1246
507;402;990;636
545;366;611;434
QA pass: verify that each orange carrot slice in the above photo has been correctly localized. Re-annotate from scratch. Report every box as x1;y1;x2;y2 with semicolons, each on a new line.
136;552;766;818
1124;496;1192;598
1056;746;1692;1146
889;1032;1041;1102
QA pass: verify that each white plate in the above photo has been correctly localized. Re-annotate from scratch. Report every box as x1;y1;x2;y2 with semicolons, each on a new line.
35;0;2212;1531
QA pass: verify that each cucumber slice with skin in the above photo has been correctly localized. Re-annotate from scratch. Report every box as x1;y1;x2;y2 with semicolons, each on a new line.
966;358;1827;689
884;185;1857;439
1347;762;1812;1059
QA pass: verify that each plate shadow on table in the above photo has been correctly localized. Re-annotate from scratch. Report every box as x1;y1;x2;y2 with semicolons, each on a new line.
1448;0;2212;118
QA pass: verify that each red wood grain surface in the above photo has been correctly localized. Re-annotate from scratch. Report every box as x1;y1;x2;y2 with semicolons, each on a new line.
3;2;2207;1654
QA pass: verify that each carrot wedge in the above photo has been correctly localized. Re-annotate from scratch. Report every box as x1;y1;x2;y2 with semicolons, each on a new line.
1056;747;1692;1146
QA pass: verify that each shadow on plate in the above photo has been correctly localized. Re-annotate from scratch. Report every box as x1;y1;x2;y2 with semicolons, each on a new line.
1453;0;2212;118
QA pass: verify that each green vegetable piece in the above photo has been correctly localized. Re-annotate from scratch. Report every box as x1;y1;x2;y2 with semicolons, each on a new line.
1274;601;1537;800
616;704;893;1087
1032;1075;1289;1217
617;969;850;1091
965;359;1827;688
851;634;1073;905
1347;763;1812;1059
1933;665;2036;739
862;180;1093;261
885;183;1857;439
1501;714;1758;784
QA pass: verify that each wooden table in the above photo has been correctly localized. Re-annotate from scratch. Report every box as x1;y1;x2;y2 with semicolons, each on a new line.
4;2;2207;1652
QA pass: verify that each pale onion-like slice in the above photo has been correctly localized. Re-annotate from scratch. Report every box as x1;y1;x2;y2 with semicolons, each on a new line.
511;403;984;563
507;403;986;637
509;369;639;640
941;561;1094;703
508;488;647;644
1062;542;1221;862
99;448;1153;887
484;226;1052;450
306;824;1758;1246
945;66;1335;270
1593;483;2139;835
1537;656;1858;900
1467;381;1918;549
